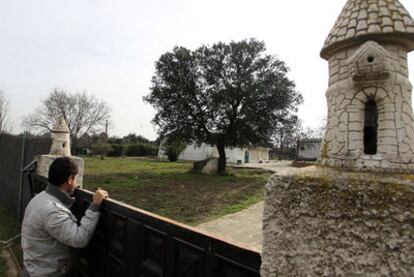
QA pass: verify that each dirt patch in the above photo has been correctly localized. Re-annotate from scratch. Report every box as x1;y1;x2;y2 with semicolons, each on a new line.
1;247;20;277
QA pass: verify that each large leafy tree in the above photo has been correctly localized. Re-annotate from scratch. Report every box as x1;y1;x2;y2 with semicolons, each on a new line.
23;88;111;152
144;39;302;173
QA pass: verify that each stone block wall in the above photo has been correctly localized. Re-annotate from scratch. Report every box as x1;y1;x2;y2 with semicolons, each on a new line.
261;166;414;276
328;43;409;86
319;40;414;172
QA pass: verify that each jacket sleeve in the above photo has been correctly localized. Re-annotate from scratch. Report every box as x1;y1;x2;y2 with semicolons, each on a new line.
43;203;101;248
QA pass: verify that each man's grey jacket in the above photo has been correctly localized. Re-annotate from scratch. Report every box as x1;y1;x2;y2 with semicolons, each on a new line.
21;184;100;277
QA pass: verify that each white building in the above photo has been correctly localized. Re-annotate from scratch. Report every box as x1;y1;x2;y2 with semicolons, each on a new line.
297;139;322;161
158;142;270;164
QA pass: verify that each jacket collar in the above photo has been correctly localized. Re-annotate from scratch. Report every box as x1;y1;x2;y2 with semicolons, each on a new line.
45;184;75;208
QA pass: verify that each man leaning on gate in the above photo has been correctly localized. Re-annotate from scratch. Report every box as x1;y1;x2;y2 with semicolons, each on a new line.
21;157;109;277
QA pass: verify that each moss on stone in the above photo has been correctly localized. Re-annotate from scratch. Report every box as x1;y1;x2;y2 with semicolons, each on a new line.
274;167;414;216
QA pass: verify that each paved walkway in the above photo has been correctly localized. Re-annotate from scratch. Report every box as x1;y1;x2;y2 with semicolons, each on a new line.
197;201;264;252
196;161;292;253
231;160;292;173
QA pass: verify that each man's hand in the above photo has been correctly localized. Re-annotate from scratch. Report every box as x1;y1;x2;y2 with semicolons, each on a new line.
92;188;109;205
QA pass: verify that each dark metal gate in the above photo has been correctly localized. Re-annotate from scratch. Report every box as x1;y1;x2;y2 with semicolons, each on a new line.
0;134;51;219
30;174;262;277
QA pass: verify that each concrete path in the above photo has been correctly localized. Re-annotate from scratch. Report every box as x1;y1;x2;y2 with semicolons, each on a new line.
197;161;292;253
197;201;264;252
232;160;292;172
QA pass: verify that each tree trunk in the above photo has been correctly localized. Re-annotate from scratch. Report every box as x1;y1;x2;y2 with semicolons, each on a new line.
216;143;226;174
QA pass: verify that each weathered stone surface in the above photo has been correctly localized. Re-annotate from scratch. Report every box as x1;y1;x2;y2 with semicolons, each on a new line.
52;117;70;133
35;155;84;187
50;117;71;156
321;0;414;60
320;39;414;173
261;166;414;276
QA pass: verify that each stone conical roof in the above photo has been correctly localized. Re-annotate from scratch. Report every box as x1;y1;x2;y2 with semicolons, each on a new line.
321;0;414;60
52;117;70;133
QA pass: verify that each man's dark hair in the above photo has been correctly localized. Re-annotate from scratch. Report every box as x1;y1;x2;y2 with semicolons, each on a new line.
48;157;79;187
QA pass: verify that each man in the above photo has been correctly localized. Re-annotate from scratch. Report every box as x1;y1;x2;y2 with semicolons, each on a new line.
21;157;109;277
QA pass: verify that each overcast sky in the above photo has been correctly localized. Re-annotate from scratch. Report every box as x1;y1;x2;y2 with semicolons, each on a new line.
1;0;414;139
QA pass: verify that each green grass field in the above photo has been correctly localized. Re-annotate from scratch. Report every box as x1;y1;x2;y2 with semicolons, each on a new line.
83;157;271;225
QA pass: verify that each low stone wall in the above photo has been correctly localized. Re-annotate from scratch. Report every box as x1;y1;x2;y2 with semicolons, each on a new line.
261;166;414;276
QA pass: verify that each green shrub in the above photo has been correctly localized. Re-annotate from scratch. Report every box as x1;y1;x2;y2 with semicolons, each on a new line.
107;144;125;157
91;143;112;157
125;143;158;157
163;139;186;162
125;144;140;156
148;144;159;156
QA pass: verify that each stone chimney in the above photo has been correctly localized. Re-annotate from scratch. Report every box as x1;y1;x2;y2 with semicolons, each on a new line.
319;0;414;172
35;117;84;186
49;117;71;156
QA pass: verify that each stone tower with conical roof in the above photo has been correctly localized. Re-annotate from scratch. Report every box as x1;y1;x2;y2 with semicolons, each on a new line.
49;117;71;156
319;0;414;172
35;116;84;186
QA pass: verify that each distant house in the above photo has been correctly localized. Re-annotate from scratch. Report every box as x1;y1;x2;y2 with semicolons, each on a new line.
158;142;270;164
297;139;322;161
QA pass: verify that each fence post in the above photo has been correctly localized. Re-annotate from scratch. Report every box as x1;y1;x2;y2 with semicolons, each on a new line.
17;134;27;220
295;138;299;161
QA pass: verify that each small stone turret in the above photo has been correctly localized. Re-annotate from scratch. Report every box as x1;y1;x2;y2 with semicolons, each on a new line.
261;1;414;275
50;117;71;156
319;0;414;172
35;117;84;186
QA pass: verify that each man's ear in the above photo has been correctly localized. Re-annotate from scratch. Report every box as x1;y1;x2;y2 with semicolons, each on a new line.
67;175;75;185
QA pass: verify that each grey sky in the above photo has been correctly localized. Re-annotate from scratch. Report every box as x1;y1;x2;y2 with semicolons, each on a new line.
1;0;414;139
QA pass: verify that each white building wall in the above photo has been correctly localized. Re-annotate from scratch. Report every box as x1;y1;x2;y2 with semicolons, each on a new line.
225;147;245;164
178;144;210;161
158;141;267;164
249;148;270;163
298;140;322;161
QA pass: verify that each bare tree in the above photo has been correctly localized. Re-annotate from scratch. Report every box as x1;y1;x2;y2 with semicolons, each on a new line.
299;118;327;140
0;89;10;134
23;88;112;151
273;117;302;150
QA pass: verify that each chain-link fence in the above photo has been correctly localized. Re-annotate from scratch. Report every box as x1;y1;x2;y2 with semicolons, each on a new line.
0;134;51;219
